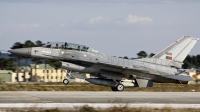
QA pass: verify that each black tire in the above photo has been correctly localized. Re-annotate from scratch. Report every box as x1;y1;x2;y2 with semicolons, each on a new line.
116;84;124;91
63;79;69;85
111;87;118;91
111;84;124;91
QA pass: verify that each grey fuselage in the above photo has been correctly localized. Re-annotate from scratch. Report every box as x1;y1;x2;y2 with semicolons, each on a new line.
27;47;180;83
9;36;199;87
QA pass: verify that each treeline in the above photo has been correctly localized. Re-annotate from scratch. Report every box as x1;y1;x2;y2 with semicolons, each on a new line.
0;58;15;71
0;40;200;70
11;40;43;49
183;55;200;69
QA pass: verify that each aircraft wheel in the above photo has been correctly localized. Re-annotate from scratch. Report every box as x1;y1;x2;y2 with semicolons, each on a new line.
111;84;124;91
63;79;69;85
116;84;124;91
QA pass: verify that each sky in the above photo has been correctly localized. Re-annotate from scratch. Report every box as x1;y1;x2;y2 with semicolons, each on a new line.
0;0;200;58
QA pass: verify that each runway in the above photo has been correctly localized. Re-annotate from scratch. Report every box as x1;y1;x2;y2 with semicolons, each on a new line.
0;92;200;109
0;91;200;103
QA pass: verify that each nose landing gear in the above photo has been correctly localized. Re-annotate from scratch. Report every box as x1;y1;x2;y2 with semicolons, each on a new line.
63;70;71;85
63;79;69;85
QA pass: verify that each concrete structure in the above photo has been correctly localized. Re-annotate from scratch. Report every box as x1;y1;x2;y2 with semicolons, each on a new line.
0;70;14;82
0;63;90;83
29;64;66;82
20;64;89;83
0;70;29;83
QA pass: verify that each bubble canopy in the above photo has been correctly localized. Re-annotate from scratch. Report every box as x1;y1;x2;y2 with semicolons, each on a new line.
42;42;89;52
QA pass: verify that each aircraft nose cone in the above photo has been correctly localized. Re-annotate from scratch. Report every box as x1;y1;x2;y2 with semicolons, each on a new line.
8;48;32;56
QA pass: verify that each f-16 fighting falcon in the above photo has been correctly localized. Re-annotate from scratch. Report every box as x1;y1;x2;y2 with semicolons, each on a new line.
8;36;199;91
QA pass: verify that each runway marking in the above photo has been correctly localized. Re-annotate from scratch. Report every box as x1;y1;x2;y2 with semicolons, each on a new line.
1;103;200;109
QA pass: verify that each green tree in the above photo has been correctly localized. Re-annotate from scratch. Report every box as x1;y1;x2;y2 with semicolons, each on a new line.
192;56;199;67
177;54;200;69
35;40;44;47
123;56;129;59
197;55;200;68
0;58;15;71
23;40;36;48
46;59;61;69
11;42;23;49
137;51;148;58
11;40;44;49
149;53;155;58
182;55;190;69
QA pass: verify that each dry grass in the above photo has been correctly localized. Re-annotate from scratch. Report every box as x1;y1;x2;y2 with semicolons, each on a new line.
0;82;200;91
4;106;200;112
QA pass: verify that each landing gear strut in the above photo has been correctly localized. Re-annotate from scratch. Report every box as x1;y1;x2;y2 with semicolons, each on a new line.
62;70;71;85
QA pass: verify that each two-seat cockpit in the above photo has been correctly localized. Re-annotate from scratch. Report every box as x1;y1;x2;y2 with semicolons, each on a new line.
42;42;89;52
42;42;101;54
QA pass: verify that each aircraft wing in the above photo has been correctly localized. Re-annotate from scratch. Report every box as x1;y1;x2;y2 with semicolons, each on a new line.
96;62;192;82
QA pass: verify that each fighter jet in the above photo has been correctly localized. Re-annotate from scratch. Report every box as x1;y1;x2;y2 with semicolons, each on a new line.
8;36;199;91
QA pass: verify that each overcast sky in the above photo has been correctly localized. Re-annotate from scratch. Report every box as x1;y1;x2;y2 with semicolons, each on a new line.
0;0;200;58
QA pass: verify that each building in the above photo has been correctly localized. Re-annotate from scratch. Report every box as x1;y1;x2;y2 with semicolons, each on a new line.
0;54;90;83
0;57;89;82
28;64;89;83
0;70;15;82
26;64;66;82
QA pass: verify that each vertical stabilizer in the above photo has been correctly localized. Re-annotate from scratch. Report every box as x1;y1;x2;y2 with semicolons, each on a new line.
153;36;199;63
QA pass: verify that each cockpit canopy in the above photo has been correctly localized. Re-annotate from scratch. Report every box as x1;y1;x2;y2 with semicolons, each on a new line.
42;42;89;52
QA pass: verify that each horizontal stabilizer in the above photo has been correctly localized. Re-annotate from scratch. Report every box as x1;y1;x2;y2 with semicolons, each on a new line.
162;75;192;81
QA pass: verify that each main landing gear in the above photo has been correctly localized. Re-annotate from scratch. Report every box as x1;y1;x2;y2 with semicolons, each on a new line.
63;70;71;85
111;84;124;91
111;81;124;92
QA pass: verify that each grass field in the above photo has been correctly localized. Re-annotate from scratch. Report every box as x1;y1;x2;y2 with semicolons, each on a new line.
0;82;200;91
5;106;200;112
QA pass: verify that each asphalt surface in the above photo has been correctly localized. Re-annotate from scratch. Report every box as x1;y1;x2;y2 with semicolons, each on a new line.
0;91;199;104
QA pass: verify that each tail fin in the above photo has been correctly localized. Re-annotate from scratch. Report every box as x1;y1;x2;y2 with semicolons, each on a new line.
153;36;199;63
